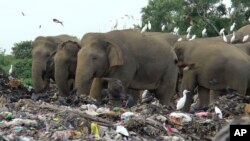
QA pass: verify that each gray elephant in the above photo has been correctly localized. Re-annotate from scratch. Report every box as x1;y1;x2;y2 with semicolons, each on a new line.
235;42;250;55
32;35;78;93
75;29;179;105
174;40;250;111
54;40;81;97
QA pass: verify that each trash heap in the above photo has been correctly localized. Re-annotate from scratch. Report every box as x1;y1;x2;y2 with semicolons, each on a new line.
1;75;250;141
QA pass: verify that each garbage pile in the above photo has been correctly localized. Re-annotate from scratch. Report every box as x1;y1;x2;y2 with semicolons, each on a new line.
1;75;250;141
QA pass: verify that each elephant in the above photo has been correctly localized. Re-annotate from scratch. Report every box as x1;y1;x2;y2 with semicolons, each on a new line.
32;35;78;93
144;32;180;46
54;40;81;97
174;40;250;111
75;29;179;105
235;42;250;55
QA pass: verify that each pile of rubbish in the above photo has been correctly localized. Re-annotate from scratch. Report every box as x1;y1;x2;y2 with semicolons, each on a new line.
1;75;250;141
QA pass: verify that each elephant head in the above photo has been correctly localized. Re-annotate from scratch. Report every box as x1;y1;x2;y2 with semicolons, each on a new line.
75;33;123;96
54;40;81;96
32;35;78;93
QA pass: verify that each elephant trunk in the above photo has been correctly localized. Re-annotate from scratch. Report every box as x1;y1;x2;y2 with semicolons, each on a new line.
55;63;70;97
75;68;93;96
32;60;48;92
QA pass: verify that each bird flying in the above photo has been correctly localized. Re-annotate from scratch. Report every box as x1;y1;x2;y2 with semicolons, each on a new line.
21;12;25;16
53;18;63;26
176;89;189;110
243;35;249;42
215;106;223;119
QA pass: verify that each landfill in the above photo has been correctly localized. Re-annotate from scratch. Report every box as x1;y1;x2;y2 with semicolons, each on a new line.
1;74;250;141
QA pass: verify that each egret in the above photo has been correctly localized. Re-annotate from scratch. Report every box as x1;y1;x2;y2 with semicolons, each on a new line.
186;32;191;40
173;27;179;35
222;32;228;43
248;17;250;22
202;28;207;37
230;31;235;43
243;35;249;42
177;38;182;42
176;89;190;110
215;106;223;119
189;35;196;41
147;21;151;30
8;64;13;76
219;28;225;36
141;24;148;33
161;24;166;31
230;22;236;32
186;26;192;33
142;90;149;99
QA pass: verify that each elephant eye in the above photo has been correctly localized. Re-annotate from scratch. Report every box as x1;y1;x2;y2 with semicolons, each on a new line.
92;56;97;60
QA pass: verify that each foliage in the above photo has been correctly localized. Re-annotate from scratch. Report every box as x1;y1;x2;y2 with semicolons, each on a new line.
12;40;32;59
1;40;33;85
141;0;250;37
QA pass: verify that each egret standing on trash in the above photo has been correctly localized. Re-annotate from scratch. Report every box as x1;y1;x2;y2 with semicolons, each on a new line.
215;106;223;119
176;90;189;110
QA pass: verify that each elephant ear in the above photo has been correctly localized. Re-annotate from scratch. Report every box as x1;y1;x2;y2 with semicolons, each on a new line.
106;41;124;67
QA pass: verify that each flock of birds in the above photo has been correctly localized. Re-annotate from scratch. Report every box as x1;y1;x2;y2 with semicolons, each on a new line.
140;20;250;44
21;11;64;28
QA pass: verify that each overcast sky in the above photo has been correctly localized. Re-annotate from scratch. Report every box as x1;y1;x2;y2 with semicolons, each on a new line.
0;0;230;54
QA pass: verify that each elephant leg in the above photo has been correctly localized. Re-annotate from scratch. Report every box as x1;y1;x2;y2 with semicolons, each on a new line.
181;71;197;112
209;90;221;104
198;86;210;108
89;78;104;102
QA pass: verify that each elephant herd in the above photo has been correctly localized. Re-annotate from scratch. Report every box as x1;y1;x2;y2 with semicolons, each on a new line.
31;24;250;112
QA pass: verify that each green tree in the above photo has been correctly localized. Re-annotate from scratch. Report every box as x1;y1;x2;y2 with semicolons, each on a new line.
12;40;32;59
141;0;249;37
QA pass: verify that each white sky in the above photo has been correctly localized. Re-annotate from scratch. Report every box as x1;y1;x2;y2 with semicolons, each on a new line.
0;0;230;54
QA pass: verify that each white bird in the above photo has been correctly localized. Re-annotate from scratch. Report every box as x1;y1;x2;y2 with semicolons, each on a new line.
186;26;192;33
142;90;149;99
230;31;235;43
248;17;250;22
147;21;151;30
177;38;182;42
215;106;223;119
222;32;228;43
186;32;191;40
219;28;225;36
141;24;148;33
189;35;196;41
230;22;236;32
176;90;190;110
112;19;118;30
161;24;166;31
243;34;249;42
202;28;207;37
173;27;179;35
8;64;13;75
